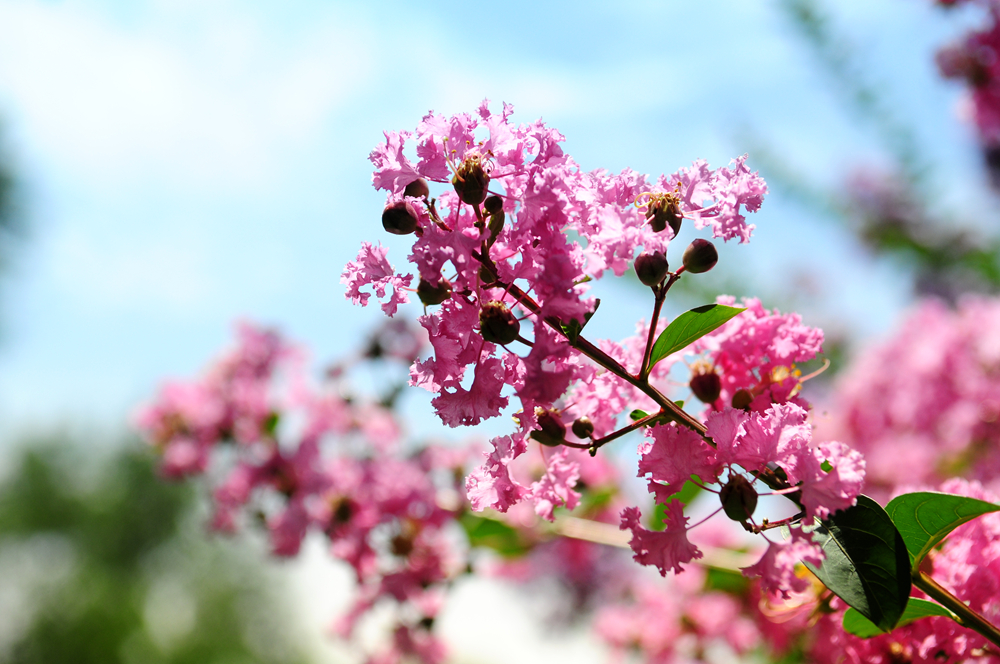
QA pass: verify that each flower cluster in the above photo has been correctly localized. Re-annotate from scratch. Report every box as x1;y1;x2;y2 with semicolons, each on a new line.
136;320;467;664
934;0;1000;183
825;296;1000;496
344;102;865;597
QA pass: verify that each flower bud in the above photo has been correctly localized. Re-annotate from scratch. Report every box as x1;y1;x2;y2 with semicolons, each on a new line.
571;416;595;439
690;369;722;403
403;177;429;199
479;301;520;345
719;474;758;522
646;196;682;236
382;200;419;235
483;195;504;215
530;407;566;447
417;277;452;306
452;157;490;206
634;251;669;287
682;238;718;274
731;388;754;411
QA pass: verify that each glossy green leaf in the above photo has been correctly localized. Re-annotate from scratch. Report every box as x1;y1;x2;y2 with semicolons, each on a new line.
460;513;532;557
806;495;912;632
648;304;745;369
886;491;1000;566
843;598;956;638
629;409;649;421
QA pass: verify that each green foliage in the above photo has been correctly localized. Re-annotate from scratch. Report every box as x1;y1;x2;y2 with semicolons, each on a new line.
703;567;751;595
806;496;911;632
886;491;1000;566
648;304;745;369
842;598;956;638
0;436;312;664
460;512;533;557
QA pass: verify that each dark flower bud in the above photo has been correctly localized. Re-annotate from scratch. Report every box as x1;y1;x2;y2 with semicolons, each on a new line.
731;388;754;411
390;533;414;557
382;200;419;235
646;195;683;236
682;238;718;274
690;369;722;403
479;301;520;345
720;474;758;522
571;416;595;439
530;407;566;447
483;195;504;215
417;277;452;306
452;156;490;206
634;251;669;287
403;177;430;199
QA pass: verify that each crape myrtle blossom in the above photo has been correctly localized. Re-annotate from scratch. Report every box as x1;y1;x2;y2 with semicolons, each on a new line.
344;100;770;514
825;296;1000;496
137;321;469;664
344;101;867;601
935;0;1000;151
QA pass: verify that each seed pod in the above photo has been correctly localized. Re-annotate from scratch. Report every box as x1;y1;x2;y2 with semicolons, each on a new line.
571;416;595;439
530;407;566;447
690;370;722;403
417;277;452;306
479;301;520;345
682;238;718;274
731;388;754;411
403;177;430;199
719;474;758;522
634;251;669;287
382;200;419;235
452;157;490;206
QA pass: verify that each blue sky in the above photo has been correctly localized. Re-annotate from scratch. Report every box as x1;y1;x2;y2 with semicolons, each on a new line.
0;0;989;435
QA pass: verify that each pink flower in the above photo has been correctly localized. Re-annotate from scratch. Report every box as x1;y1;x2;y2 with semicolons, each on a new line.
742;525;824;599
341;242;412;317
620;503;702;575
797;440;865;521
432;355;509;427
638;421;721;498
528;448;581;522
465;434;528;513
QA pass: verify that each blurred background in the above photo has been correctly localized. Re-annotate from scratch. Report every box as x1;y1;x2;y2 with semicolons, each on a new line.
0;0;997;662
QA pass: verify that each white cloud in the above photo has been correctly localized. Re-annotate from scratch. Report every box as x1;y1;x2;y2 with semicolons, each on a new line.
0;1;376;193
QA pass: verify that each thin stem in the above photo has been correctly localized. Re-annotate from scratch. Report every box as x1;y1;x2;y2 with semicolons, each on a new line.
914;570;1000;649
493;279;792;496
750;511;805;534
639;286;667;381
638;271;683;381
590;412;662;450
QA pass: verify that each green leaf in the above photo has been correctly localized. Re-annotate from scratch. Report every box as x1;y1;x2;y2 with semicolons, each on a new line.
886;491;1000;566
629;409;649;421
704;567;751;595
843;598;956;638
806;495;911;632
459;513;532;557
648;304;745;369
